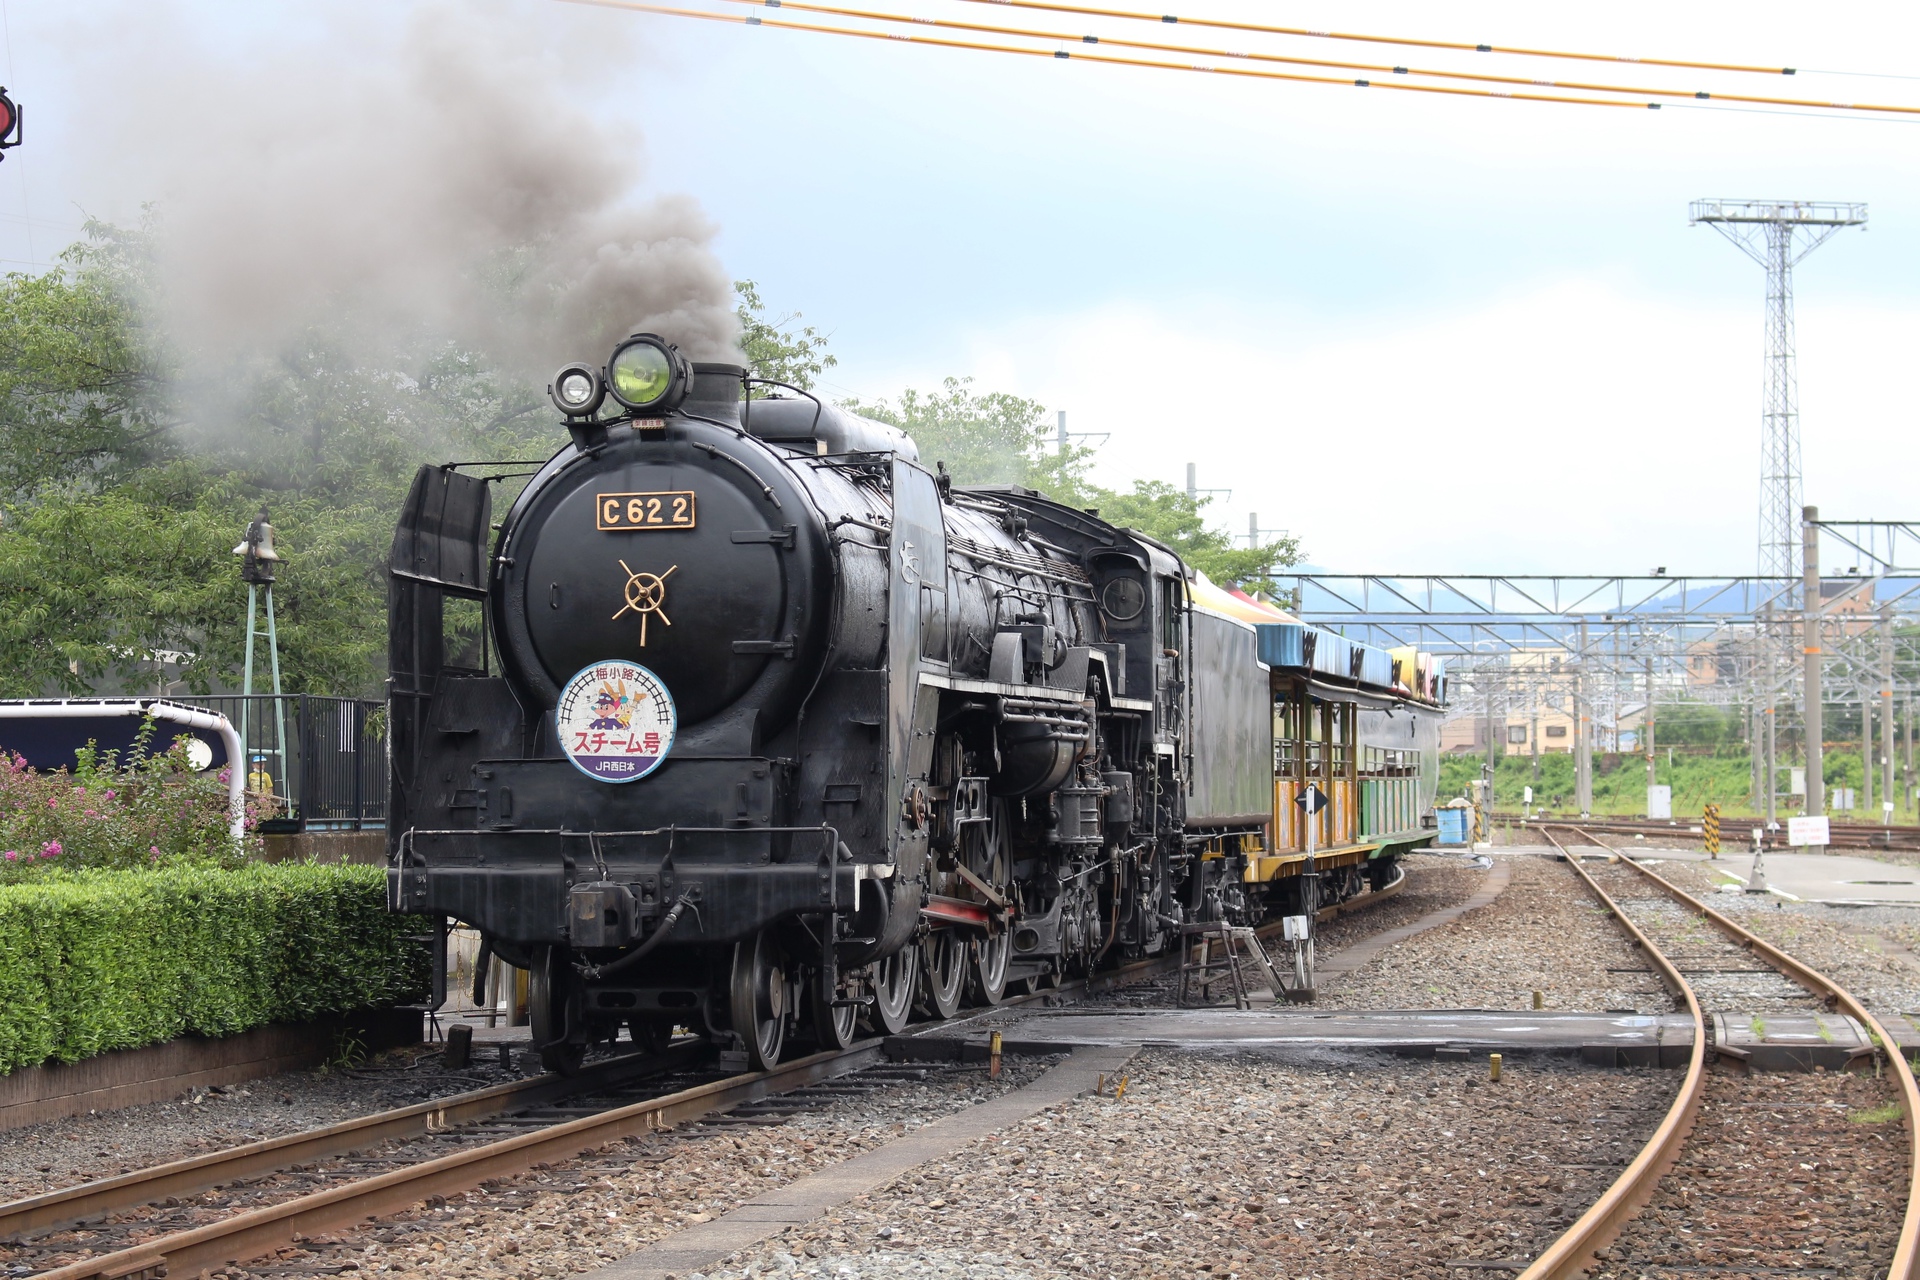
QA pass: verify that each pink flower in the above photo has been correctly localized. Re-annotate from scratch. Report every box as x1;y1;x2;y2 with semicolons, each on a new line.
103;789;116;801
40;841;59;859
3;851;15;862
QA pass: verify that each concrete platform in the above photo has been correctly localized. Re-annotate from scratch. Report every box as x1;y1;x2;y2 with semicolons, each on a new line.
1683;851;1920;906
1525;842;1920;907
893;1008;1694;1068
889;1007;1916;1072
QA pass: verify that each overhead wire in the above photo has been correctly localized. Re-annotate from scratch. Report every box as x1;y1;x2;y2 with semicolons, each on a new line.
563;0;1663;110
953;0;1808;78
638;0;1920;117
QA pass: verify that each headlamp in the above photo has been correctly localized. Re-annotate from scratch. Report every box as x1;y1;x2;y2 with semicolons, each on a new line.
548;362;605;418
605;334;689;414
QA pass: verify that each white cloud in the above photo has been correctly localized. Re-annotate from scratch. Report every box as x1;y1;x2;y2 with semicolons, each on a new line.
876;277;1920;575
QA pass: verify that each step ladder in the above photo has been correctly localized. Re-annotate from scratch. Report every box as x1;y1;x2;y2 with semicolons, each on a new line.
1175;922;1295;1008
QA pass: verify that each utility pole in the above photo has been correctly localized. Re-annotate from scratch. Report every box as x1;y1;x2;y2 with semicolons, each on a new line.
1883;605;1896;818
1484;669;1499;781
1186;463;1196;503
1056;410;1068;455
1762;603;1778;829
1862;685;1873;815
1576;620;1593;816
1530;684;1540;784
1645;653;1657;789
1802;505;1824;815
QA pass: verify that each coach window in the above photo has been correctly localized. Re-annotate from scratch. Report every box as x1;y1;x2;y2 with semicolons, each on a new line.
1274;689;1303;777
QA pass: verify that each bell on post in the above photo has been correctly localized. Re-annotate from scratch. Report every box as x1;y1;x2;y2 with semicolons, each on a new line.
235;506;281;584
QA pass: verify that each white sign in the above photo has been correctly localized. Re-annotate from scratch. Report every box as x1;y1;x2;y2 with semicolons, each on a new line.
1790;767;1807;796
1787;815;1831;847
1523;786;1533;805
557;660;677;783
1646;785;1672;820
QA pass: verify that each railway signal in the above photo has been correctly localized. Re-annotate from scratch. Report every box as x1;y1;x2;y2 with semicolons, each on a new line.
0;89;20;160
1703;803;1721;858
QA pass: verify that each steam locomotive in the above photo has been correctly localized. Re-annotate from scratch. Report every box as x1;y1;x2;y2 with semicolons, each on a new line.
387;334;1445;1073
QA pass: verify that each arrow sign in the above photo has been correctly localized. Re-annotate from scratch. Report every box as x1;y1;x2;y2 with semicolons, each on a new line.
1295;783;1327;815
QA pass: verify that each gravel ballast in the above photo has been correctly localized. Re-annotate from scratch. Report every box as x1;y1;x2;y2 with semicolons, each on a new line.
682;1049;1674;1280
1330;853;1656;1013
1591;1068;1905;1279
1634;856;1920;1022
0;1043;533;1202
172;1059;1057;1280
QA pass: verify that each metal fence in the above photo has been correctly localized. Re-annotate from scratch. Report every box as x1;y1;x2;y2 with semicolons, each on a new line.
176;695;387;831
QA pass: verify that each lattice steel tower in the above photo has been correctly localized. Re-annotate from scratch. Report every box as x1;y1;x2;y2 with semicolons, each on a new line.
1690;199;1866;588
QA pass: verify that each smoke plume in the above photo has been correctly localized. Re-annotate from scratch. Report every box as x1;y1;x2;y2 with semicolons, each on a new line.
102;3;738;383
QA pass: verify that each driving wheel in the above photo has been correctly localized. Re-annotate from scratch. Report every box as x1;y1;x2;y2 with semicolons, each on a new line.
869;942;918;1035
811;969;860;1051
919;929;967;1020
729;930;788;1072
964;799;1013;1007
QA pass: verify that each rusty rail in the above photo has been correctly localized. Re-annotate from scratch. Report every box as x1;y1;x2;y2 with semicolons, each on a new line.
29;1041;884;1280
1517;827;1708;1279
0;1042;707;1241
1520;826;1920;1280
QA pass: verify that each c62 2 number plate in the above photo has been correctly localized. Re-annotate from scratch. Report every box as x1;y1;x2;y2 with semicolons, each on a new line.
597;491;695;531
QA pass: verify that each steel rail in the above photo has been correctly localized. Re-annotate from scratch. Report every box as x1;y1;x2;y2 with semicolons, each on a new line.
1521;825;1920;1279
0;1042;707;1240
28;1042;885;1280
12;865;1417;1276
1517;827;1708;1279
1502;813;1920;849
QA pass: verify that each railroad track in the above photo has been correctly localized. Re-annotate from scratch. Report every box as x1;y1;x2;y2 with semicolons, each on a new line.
1502;814;1920;853
2;865;1417;1280
1519;825;1920;1280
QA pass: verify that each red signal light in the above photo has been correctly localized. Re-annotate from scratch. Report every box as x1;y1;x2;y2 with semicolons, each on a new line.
0;90;22;159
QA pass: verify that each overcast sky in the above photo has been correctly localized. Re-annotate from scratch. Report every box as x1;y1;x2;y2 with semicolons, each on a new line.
3;0;1916;576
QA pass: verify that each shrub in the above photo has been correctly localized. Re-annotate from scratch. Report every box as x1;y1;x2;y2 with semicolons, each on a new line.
0;721;260;883
0;863;427;1074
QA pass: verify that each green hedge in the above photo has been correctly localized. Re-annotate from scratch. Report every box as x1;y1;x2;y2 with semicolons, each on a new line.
0;863;428;1074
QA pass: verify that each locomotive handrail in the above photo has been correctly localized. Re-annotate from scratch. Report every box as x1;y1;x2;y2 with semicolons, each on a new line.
402;823;850;841
741;375;825;434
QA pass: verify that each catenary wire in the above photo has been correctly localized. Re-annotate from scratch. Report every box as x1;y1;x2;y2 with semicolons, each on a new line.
657;0;1920;116
948;0;1806;77
562;0;1664;110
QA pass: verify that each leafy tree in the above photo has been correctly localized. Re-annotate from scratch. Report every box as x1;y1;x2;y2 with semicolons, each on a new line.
0;470;231;696
0;222;174;499
1095;480;1301;591
850;377;1299;589
735;279;836;392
